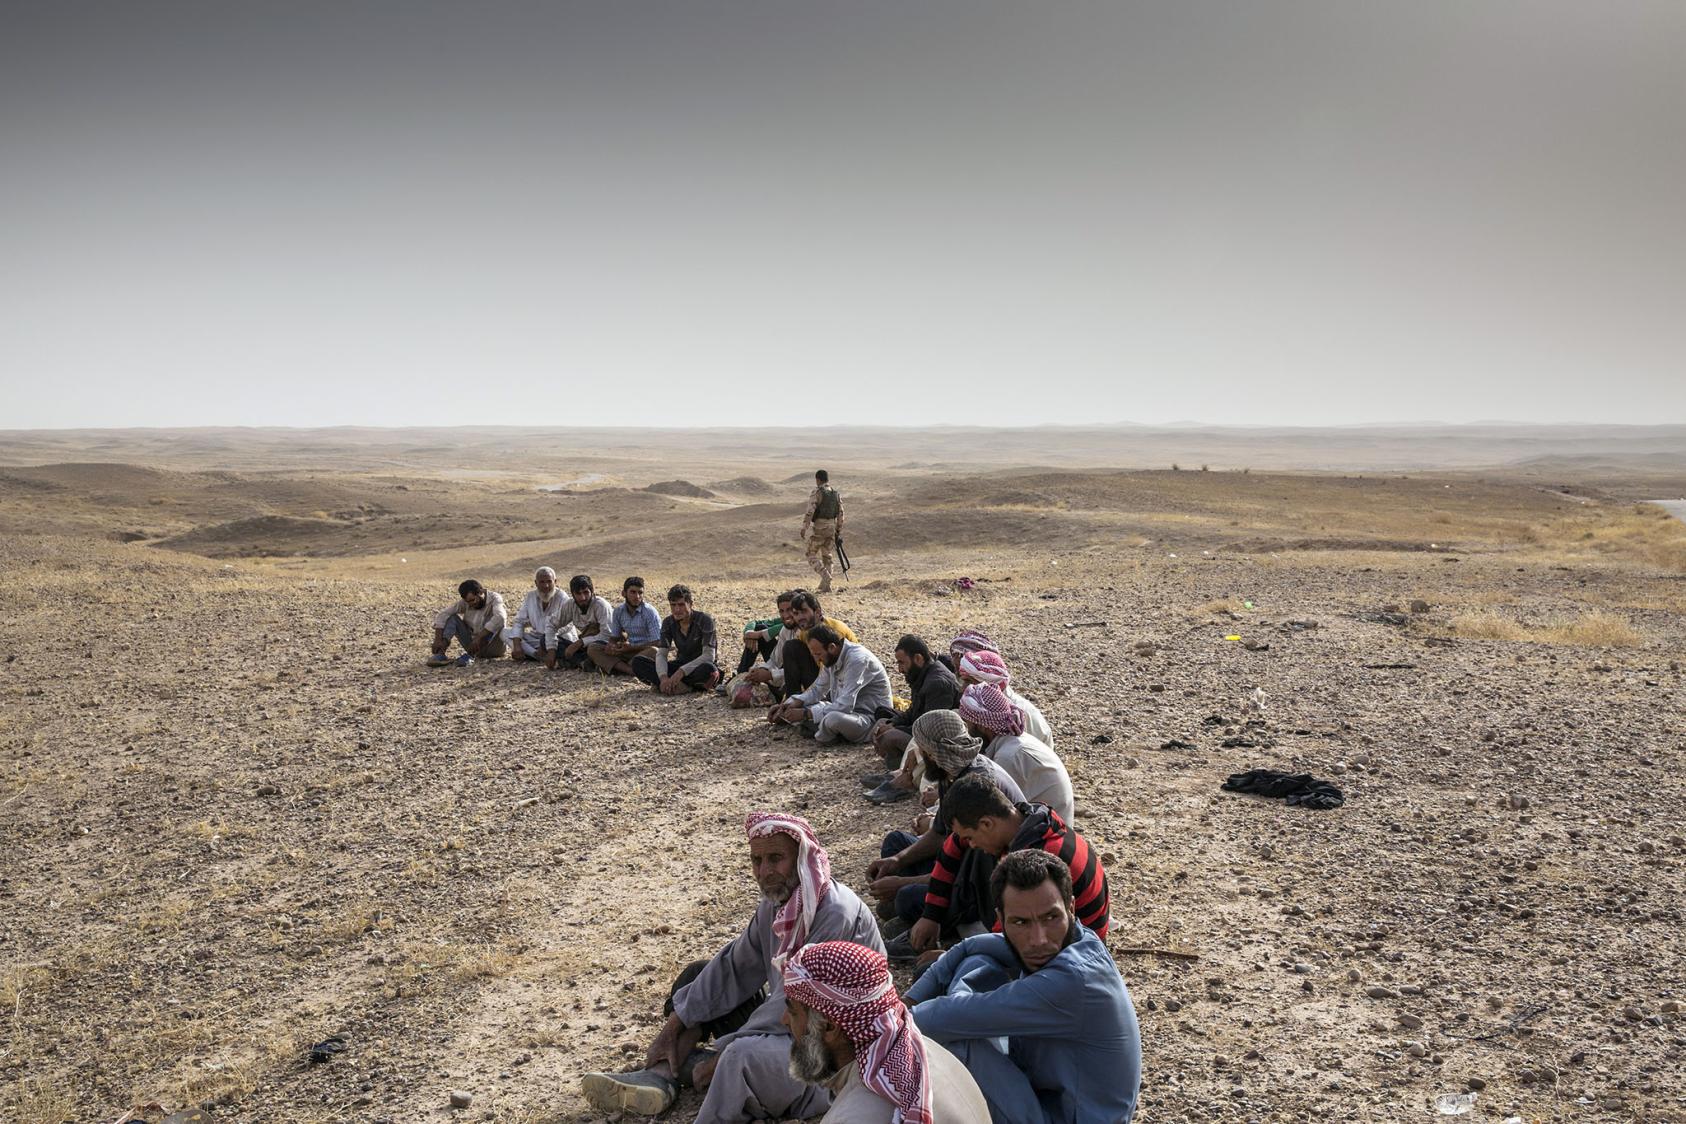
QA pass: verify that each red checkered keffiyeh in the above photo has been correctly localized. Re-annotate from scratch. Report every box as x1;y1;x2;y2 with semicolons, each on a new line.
960;682;1026;737
948;629;998;665
783;941;933;1124
744;811;833;970
957;649;1011;688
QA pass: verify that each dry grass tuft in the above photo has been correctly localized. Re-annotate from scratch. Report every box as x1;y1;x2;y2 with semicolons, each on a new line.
1448;612;1529;641
451;947;522;983
321;903;393;943
1449;609;1643;647
8;1078;75;1124
1190;598;1246;618
2;965;53;1020
1538;611;1644;647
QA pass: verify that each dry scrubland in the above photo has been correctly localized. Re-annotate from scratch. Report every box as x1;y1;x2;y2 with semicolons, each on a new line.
3;431;1686;1124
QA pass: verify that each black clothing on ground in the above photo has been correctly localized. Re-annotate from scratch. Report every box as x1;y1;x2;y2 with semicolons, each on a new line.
1221;768;1345;810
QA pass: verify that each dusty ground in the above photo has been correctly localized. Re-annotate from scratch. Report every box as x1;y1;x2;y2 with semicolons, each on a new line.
3;427;1686;1124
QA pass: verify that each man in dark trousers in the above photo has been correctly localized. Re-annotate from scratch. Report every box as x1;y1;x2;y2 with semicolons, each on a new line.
861;635;963;804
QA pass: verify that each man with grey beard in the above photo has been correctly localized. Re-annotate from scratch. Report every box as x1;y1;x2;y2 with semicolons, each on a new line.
782;940;989;1123
582;813;884;1123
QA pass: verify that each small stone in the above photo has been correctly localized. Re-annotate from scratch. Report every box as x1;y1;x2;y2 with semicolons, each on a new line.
1367;986;1398;1000
1346;969;1360;983
1518;1068;1537;1083
1466;1077;1487;1091
1397;1013;1424;1030
1163;999;1182;1013
449;1090;472;1110
1406;1042;1426;1058
1623;1006;1644;1022
256;784;281;797
1662;1001;1680;1014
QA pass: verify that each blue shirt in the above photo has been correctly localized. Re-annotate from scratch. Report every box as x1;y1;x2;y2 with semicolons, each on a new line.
611;600;662;646
907;925;1141;1124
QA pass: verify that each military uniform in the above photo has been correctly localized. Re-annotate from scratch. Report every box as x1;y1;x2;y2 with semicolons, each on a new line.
802;483;844;591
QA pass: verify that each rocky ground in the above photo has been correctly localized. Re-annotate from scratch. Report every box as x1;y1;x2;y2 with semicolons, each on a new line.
3;451;1685;1124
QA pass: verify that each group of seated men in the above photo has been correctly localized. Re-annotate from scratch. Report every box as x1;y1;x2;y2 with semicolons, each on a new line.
581;811;1140;1124
428;569;721;692
429;575;1141;1121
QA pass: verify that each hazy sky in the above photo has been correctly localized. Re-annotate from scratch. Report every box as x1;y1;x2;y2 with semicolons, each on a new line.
2;1;1682;428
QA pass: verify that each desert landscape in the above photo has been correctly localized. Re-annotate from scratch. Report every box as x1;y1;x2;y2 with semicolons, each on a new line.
3;424;1685;1124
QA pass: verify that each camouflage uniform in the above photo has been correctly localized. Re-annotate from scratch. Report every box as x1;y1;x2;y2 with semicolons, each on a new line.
802;484;844;591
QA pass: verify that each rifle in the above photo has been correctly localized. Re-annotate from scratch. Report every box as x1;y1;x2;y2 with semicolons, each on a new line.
835;534;852;575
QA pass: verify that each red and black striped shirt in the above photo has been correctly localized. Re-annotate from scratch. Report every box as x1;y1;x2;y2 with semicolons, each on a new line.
921;802;1110;939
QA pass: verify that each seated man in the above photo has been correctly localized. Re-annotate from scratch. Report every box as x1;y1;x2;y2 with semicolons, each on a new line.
780;591;858;697
866;711;1024;943
956;650;1055;750
945;630;998;674
633;584;722;694
959;685;1074;824
767;626;891;745
906;851;1141;1124
588;575;663;676
731;592;800;707
581;813;884;1123
872;634;1049;805
861;635;963;805
737;592;795;675
554;573;615;670
427;579;507;666
781;941;990;1123
909;774;1109;957
509;566;567;664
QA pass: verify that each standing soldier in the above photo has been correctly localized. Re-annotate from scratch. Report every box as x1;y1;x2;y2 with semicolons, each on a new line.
801;469;844;593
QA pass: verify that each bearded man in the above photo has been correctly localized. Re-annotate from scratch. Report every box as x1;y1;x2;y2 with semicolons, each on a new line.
867;640;1053;806
955;650;1055;750
767;625;891;745
553;573;614;670
781;941;989;1123
509;566;567;663
958;684;1073;824
582;812;884;1122
427;579;507;666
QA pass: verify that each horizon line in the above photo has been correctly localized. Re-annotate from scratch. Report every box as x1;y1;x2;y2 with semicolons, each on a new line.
4;419;1686;435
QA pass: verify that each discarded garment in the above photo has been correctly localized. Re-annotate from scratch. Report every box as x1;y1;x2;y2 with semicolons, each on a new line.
1221;768;1345;810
